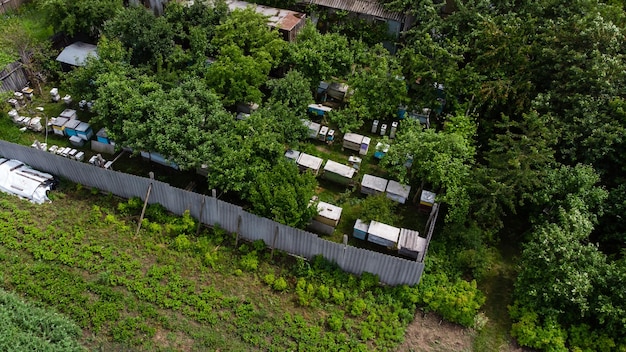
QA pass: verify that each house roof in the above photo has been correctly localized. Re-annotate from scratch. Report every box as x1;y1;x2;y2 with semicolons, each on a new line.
302;0;408;23
226;0;306;31
55;42;98;67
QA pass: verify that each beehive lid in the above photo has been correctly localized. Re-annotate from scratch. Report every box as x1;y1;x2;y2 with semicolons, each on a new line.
296;153;323;170
324;160;355;178
420;190;436;204
343;133;364;145
368;221;400;243
361;174;388;192
316;201;343;221
386;180;411;198
354;219;370;232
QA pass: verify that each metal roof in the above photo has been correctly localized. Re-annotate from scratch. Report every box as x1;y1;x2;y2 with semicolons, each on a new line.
297;153;323;171
226;0;306;31
354;218;370;232
51;117;69;127
316;201;343;221
0;158;55;204
284;149;301;161
64;120;81;130
386;180;410;198
324;160;355;178
55;42;98;67
59;109;77;120
397;228;426;253
361;174;388;192
302;0;408;23
368;220;400;243
75;122;91;132
343;132;364;145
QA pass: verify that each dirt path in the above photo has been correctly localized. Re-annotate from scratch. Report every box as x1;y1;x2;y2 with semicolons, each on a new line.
398;311;474;352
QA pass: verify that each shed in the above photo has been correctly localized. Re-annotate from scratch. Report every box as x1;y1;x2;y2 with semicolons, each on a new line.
59;109;77;120
343;132;364;152
0;159;56;204
322;160;355;185
75;122;94;141
397;228;426;259
353;219;370;240
314;201;343;227
284;149;300;163
51;117;70;136
419;190;436;212
56;42;98;67
302;119;321;139
296;153;323;175
308;103;333;117
386;180;411;204
63;119;81;137
367;220;400;248
361;174;388;195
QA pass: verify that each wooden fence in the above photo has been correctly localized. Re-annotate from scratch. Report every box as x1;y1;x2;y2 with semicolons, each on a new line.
0;61;28;93
0;0;27;14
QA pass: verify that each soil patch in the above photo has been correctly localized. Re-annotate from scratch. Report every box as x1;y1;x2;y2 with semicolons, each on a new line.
399;311;474;352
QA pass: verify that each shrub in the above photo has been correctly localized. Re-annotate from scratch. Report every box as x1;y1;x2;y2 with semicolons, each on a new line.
233;269;243;276
350;298;367;317
173;235;192;252
272;277;288;292
327;312;343;331
263;273;276;286
316;284;330;301
203;250;219;269
331;289;345;305
239;251;259;272
118;197;143;216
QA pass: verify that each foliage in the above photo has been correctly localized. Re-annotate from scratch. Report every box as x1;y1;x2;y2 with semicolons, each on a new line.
38;0;122;38
247;159;318;228
358;193;400;225
104;6;175;67
0;288;84;351
288;22;355;89
266;70;314;113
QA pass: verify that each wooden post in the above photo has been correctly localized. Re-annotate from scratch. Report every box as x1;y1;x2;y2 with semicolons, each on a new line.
270;226;279;260
341;234;348;268
195;196;206;237
234;215;242;247
135;173;155;236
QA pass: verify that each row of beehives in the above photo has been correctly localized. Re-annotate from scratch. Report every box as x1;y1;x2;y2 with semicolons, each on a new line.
7;109;44;132
353;219;427;260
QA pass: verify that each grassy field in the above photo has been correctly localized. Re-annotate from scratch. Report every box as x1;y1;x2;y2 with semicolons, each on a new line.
0;183;443;351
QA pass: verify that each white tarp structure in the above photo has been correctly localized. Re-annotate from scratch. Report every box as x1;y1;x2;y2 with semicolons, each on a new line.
0;158;56;204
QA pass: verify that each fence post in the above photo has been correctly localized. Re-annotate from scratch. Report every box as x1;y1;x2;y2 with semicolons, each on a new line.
195;196;206;236
135;172;154;237
270;226;279;260
341;234;348;268
234;215;242;247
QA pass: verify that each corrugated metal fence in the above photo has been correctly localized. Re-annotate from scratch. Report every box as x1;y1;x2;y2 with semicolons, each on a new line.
0;141;425;285
0;61;28;93
0;0;26;14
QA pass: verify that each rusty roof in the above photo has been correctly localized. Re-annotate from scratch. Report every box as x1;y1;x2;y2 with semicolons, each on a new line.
302;0;408;22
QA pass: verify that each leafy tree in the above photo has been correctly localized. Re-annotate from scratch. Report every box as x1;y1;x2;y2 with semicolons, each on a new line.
382;115;476;224
250;102;309;147
288;23;354;89
348;45;408;121
104;6;175;67
39;0;122;38
266;70;314;113
247;159;318;228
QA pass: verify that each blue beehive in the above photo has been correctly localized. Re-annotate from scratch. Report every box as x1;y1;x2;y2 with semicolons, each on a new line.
75;122;93;141
96;128;112;144
63;119;81;137
353;219;370;240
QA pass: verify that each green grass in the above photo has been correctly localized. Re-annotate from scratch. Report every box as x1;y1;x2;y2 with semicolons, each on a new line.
0;184;439;351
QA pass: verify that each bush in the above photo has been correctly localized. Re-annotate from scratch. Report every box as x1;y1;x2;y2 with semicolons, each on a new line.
331;289;345;305
173;235;192;252
118;197;143;216
350;298;367;317
263;273;276;286
272;277;288;292
239;251;259;272
327;312;343;331
316;284;330;301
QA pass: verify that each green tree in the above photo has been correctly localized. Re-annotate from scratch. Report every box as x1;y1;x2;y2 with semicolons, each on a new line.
288;23;354;89
39;0;122;38
382;115;476;224
348;45;408;121
266;70;314;113
104;6;175;67
247;159;318;228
